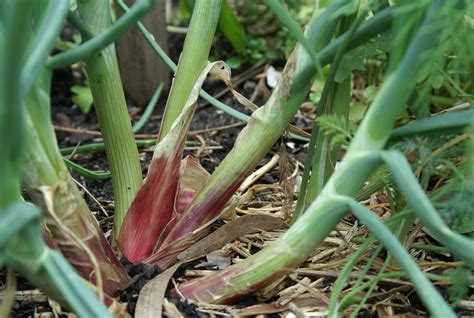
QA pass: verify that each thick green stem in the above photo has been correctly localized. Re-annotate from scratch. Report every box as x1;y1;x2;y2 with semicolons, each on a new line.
76;0;143;235
23;69;129;296
0;1;112;315
158;0;221;140
0;0;31;208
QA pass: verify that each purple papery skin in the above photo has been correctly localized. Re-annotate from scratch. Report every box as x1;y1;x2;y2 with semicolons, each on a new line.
176;189;196;213
119;155;211;264
37;179;130;296
118;154;181;263
145;176;245;269
175;156;211;215
174;263;290;304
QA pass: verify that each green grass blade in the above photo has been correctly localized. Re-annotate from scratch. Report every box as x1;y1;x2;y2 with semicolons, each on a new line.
327;237;374;314
63;157;111;180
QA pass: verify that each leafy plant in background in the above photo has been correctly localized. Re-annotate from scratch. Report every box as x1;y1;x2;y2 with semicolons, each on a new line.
180;0;316;68
71;79;94;113
1;0;473;317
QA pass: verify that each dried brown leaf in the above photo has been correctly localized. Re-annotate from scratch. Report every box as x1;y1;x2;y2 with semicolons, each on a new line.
234;298;326;316
177;215;287;261
135;263;181;318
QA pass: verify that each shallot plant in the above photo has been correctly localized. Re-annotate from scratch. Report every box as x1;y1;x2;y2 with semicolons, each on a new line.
175;2;474;317
1;0;473;316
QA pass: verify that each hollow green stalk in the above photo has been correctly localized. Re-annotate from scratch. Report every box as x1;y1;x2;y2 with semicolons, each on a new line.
22;69;130;297
76;0;143;235
158;0;221;140
0;1;111;315
382;151;474;267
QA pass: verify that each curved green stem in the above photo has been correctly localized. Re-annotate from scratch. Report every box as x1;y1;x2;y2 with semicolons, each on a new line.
67;10;94;39
21;0;69;93
388;109;474;143
63;157;111;180
60;139;157;155
47;0;155;68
